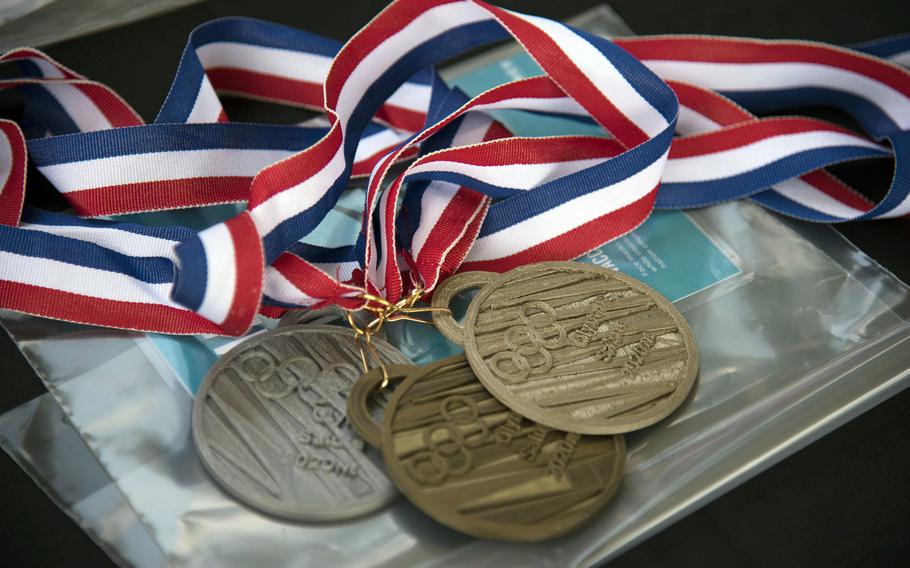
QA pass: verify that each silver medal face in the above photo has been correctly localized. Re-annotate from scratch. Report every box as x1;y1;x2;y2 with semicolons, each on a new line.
192;325;410;521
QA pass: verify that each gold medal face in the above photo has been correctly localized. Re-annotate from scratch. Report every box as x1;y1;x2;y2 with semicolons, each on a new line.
433;261;698;435
379;354;625;542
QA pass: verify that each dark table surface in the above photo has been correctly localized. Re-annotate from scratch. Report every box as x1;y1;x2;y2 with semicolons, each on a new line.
1;0;908;566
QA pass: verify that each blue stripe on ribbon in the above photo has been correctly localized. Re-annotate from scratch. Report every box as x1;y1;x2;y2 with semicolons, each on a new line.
749;190;848;222
357;20;509;270
155;43;210;124
574;27;679;126
171;235;208;310
16;84;81;136
722;87;902;140
0;225;175;284
851;34;910;59
479;124;674;237
190;17;342;56
287;242;359;263
27;123;327;165
655;145;889;209
21;207;196;241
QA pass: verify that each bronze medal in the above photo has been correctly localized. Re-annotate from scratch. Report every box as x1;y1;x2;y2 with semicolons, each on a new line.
358;354;625;542
431;261;698;435
347;364;415;448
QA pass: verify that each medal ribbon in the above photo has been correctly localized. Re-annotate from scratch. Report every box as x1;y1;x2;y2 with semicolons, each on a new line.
0;2;907;335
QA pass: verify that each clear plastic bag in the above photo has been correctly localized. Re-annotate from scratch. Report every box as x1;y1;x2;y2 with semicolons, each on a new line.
2;5;910;567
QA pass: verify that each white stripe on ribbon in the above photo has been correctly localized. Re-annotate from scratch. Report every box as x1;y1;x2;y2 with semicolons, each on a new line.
186;76;223;123
197;41;332;86
676;105;722;135
384;81;432;114
197;224;237;324
42;83;113;133
251;144;347;237
372;179;395;290
888;49;910;68
476;95;587;116
467;152;667;262
516;12;670;136
0;250;175;305
39;148;295;193
410;180;459;258
662;130;886;183
770;177;866;218
263;264;361;306
407;156;608;191
644;60;910;130
0;131;12;190
262;266;320;305
19;223;180;258
334;1;491;129
31;58;67;79
354;127;411;162
312;260;359;283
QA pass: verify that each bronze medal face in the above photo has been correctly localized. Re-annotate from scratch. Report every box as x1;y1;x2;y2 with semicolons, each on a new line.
193;325;410;521
433;261;698;435
346;365;416;449
380;354;625;542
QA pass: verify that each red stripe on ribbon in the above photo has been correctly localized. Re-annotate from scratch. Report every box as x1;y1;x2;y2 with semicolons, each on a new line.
0;121;26;227
483;3;651;146
221;212;263;335
249;126;342;208
619;37;910;99
272;251;365;310
461;189;657;273
325;0;460;109
73;83;143;127
207;68;325;110
63;177;252;217
669;117;871;159
419;135;625;167
0;280;223;334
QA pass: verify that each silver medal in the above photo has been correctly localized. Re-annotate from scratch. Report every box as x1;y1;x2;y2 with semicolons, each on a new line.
192;325;409;521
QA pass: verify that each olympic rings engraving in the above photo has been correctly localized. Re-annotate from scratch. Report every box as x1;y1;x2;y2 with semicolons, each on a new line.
405;395;489;486
488;301;567;382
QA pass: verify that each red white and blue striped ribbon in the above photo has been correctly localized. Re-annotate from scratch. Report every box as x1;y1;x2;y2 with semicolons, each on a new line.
0;1;907;336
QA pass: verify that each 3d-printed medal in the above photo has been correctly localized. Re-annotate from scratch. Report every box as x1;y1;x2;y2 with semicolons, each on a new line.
366;354;625;542
192;325;410;521
432;261;698;435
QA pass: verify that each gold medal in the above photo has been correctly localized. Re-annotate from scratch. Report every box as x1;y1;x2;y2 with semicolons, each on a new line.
431;261;698;435
348;354;625;542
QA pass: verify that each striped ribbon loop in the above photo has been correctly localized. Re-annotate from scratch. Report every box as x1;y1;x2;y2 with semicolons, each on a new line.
0;1;907;336
13;18;431;218
617;36;910;218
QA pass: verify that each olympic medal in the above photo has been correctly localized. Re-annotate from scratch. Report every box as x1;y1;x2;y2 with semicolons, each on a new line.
378;354;625;542
192;325;410;521
432;261;698;435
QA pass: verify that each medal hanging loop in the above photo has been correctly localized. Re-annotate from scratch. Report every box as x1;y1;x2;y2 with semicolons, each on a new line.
347;288;450;389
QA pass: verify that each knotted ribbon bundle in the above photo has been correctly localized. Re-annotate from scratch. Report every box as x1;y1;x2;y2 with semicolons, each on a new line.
0;0;906;335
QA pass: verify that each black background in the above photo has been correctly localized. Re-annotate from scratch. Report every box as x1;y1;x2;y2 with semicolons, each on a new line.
1;1;909;566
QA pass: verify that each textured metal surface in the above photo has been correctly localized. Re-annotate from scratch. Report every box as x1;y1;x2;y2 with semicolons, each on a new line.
381;354;625;542
192;325;410;521
278;306;375;331
433;262;698;435
347;365;415;449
